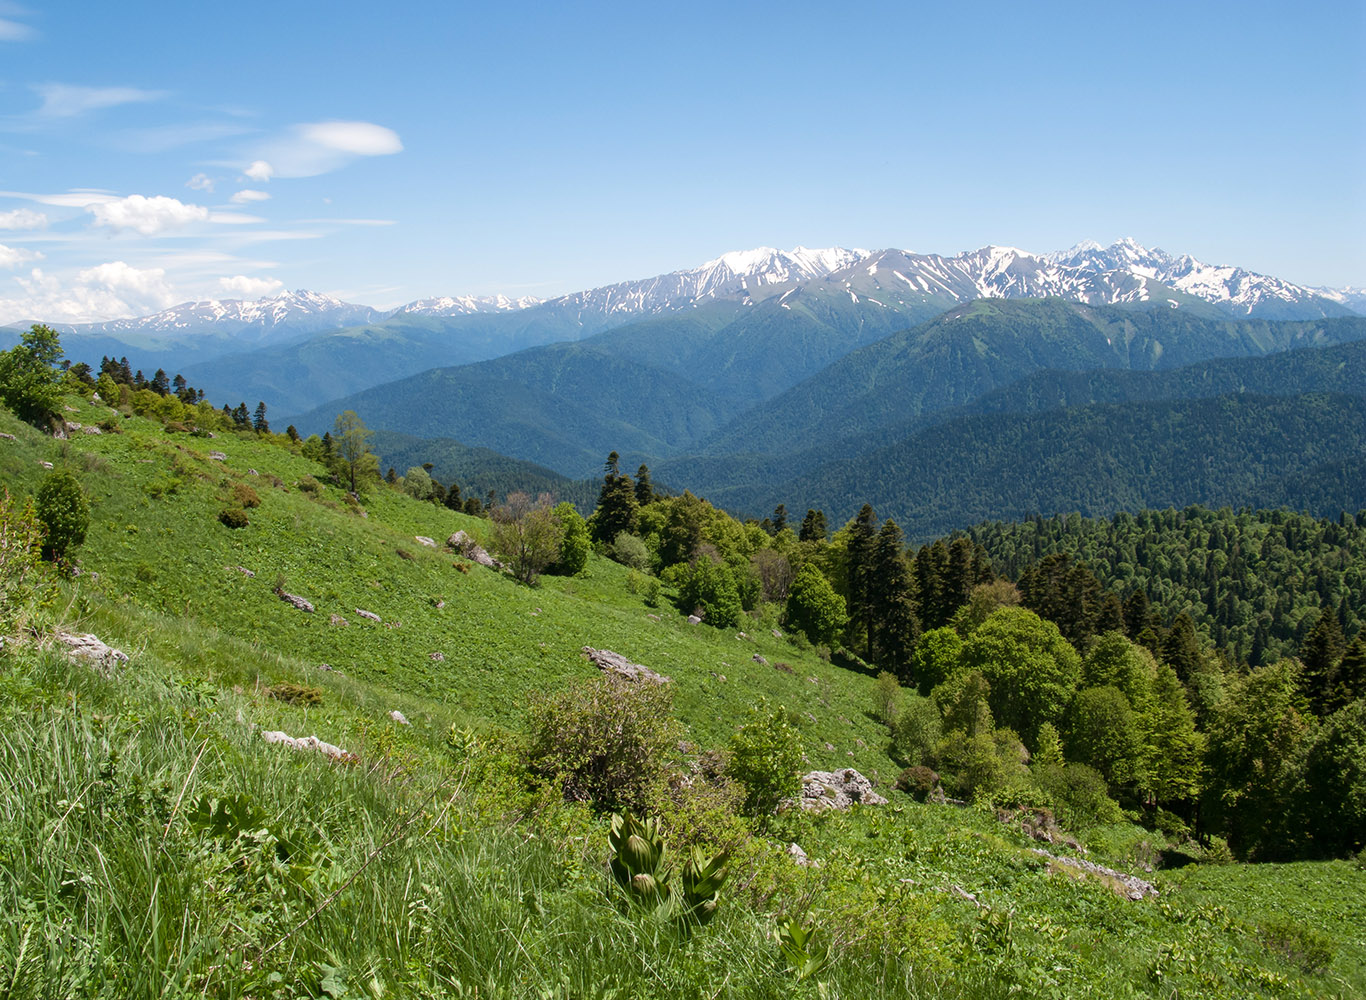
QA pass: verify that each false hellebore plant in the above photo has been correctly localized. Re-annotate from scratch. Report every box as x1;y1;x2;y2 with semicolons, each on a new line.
607;812;729;932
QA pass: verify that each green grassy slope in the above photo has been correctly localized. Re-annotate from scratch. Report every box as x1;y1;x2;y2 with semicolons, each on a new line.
4;402;1365;998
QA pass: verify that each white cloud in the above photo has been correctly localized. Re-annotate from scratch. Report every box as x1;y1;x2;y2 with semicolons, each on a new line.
229;189;270;204
0;242;43;268
0;263;177;324
253;120;402;178
87;194;210;235
0;189;117;208
0;208;46;230
186;173;215;193
219;274;283;298
0;17;35;41
33;83;166;117
244;160;274;182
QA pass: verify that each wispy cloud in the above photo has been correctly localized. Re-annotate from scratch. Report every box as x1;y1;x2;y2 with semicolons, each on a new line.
0;242;42;267
230;189;270;205
0;189;118;208
0;3;35;41
186;173;215;193
0;208;46;229
219;274;283;297
251;120;403;178
116;121;254;153
295;217;396;227
32;83;166;118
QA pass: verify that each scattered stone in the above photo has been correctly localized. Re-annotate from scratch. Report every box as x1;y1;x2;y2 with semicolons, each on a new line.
81;425;102;435
951;885;978;902
846;750;856;757
208;451;227;461
0;432;15;441
787;842;818;867
39;461;53;469
260;730;351;761
275;589;314;613
647;614;661;622
432;599;446;609
582;646;670;684
1030;848;1159;900
389;710;410;725
415;535;437;548
447;530;500;568
687;615;702;625
235;565;256;578
789;769;889;813
248;468;259;476
56;631;129;672
824;742;836;752
806;676;819;684
429;651;445;662
774;661;795;674
355;608;381;622
64;405;78;413
317;663;333;671
384;620;402;630
737;631;749;640
772;628;784;639
752;653;768;665
329;614;348;626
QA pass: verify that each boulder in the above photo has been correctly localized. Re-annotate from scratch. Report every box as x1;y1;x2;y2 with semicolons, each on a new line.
56;631;129;672
429;651;445;662
581;646;669;684
752;654;768;665
0;432;16;441
415;535;437;548
790;768;889;813
275;589;314;613
208;451;227;461
447;530;500;568
260;730;351;761
329;614;348;626
355;608;381;622
787;842;818;867
389;710;410;725
687;615;702;625
1029;848;1158;900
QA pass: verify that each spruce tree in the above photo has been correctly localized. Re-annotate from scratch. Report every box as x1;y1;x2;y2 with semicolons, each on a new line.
845;505;878;658
634;464;654;506
1300;608;1346;715
591;451;639;544
771;504;787;535
252;401;269;434
1328;634;1366;713
871;519;920;682
1161;613;1203;683
799;509;827;542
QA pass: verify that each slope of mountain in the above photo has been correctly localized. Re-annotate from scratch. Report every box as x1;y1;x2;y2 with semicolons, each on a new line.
289;340;744;476
697;303;1366;461
768;392;1366;540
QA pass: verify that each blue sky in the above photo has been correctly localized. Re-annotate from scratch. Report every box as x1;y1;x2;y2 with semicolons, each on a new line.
0;0;1362;322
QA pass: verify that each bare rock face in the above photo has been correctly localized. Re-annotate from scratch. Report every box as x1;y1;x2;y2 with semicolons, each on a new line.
1030;848;1159;900
275;589;314;613
261;730;351;761
581;646;670;684
791;769;889;813
56;631;129;672
447;530;500;569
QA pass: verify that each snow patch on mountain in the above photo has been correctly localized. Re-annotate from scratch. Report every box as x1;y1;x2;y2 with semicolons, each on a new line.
393;293;542;317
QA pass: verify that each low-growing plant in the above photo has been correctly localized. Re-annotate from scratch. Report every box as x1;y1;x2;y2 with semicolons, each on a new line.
0;488;50;634
232;481;261;508
607;811;730;930
895;765;941;801
726;703;804;818
267;682;323;706
297;474;321;494
218;506;249;528
776;918;830;981
1258;917;1336;973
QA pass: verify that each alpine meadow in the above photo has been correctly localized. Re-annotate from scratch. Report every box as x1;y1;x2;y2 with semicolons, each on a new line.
2;3;1365;998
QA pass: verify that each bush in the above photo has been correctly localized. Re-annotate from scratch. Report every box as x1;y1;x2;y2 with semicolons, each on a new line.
550;502;591;576
1032;762;1123;830
609;531;651;571
297;475;321;494
872;671;903;725
678;556;743;628
267;683;323;706
35;469;90;563
525;675;681;812
218;506;249;529
0;488;48;634
889;695;942;766
231;482;261;508
725;704;804;817
896;765;941;801
784;563;847;647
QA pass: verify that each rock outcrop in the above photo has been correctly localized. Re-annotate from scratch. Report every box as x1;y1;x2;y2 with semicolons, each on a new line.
790;768;888;813
447;530;500;569
56;631;129;672
260;730;351;761
1030;848;1159;900
275;589;314;613
581;646;670;684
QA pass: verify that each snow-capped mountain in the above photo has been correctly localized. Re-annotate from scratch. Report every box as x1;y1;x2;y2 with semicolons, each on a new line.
56;290;383;342
391;293;543;318
543;246;871;319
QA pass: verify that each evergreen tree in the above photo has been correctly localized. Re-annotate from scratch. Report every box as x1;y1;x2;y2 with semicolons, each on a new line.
150;368;170;396
845;505;878;658
1328;634;1366;713
913;540;950;630
252;401;269;434
591;451;639;545
798;509;827;542
1300;608;1346;715
285;425;300;443
444;482;464;510
1019;552;1104;649
1161;613;1203;683
231;402;249;427
634;464;654;506
771;504;787;535
871;519;920;682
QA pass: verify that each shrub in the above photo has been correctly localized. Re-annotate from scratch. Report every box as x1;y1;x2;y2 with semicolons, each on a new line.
231;482;261;508
678;555;742;628
784;563;847;647
0;488;48;634
490;492;564;585
297;475;321;494
525;675;681;812
610;531;651;571
1032;762;1123;830
267;683;323;706
218;506;249;529
890;695;942;766
550;501;590;576
896;765;941;801
725;704;804;817
34;469;90;563
872;671;903;725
